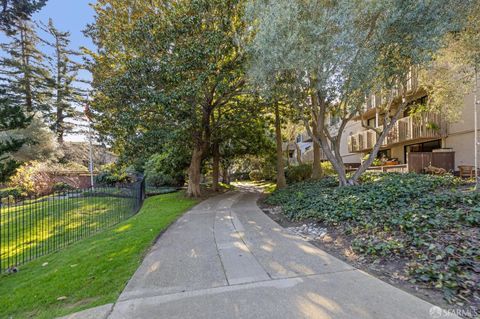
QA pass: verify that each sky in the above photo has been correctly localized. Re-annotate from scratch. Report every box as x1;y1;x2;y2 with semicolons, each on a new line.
33;0;97;53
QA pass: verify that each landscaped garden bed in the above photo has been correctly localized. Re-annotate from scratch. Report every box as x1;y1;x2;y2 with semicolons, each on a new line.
263;173;479;312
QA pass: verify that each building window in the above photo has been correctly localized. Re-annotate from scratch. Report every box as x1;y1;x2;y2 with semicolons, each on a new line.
367;117;376;128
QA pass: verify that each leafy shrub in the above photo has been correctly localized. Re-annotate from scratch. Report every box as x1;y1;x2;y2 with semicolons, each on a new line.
0;160;20;183
249;169;263;181
52;182;75;193
320;161;336;176
94;163;131;186
267;173;479;303
95;171;128;186
145;171;182;187
285;164;312;184
0;187;24;199
8;162;54;195
144;154;185;187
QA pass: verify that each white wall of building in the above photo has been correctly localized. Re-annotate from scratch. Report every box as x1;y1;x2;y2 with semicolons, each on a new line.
340;121;362;164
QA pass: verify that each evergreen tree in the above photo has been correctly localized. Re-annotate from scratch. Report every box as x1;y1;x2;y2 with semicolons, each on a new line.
0;18;51;114
0;0;47;31
0;88;31;182
42;18;84;143
0;0;48;181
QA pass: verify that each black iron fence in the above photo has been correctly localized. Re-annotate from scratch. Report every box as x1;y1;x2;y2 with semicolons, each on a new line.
0;178;145;273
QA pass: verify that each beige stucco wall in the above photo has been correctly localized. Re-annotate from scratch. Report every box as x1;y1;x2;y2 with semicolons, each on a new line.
340;121;362;164
449;93;475;134
444;93;476;169
444;132;475;169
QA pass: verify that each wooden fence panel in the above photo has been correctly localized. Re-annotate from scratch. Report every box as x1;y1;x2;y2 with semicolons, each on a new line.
408;152;455;173
408;152;432;173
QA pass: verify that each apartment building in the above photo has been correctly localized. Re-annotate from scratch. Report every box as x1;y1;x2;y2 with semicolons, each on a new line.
290;73;476;173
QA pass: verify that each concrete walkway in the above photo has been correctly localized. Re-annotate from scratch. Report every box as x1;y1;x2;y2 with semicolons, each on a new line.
106;189;455;319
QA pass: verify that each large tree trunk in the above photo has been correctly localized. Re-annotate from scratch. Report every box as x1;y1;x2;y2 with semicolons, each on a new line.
274;104;287;189
311;121;323;180
212;142;220;192
187;146;203;197
304;92;350;186
295;142;302;164
222;166;230;185
20;24;33;113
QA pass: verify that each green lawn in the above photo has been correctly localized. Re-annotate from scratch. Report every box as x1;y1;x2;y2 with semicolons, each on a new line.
1;190;135;272
0;192;198;319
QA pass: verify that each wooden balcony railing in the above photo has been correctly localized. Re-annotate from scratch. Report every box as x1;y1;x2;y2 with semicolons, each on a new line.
348;112;447;153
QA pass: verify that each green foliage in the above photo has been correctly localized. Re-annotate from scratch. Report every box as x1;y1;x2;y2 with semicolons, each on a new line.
0;0;47;31
0;186;24;199
52;182;74;193
94;171;128;186
0;18;51;114
0;160;20;183
320;161;336;176
232;154;276;181
145;172;183;188
247;0;472;185
248;169;263;181
0;89;32;182
8;161;53;195
285;164;312;184
94;163;133;186
267;173;479;303
144;153;186;187
86;0;250;183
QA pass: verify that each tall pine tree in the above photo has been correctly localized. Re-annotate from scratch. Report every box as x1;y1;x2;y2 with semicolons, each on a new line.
42;18;84;143
0;10;48;182
0;0;47;32
0;18;51;114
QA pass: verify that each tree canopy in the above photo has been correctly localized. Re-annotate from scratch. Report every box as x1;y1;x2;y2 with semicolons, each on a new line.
247;0;472;185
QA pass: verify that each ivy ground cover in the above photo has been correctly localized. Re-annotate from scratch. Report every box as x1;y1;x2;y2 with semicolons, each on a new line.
266;173;479;305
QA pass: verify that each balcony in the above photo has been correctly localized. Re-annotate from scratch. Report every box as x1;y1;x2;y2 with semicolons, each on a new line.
348;112;447;153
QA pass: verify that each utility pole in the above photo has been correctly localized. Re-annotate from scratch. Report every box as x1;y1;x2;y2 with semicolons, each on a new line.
88;123;94;190
85;102;94;190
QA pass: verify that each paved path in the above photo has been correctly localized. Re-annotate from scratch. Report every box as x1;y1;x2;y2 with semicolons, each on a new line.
107;189;454;319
